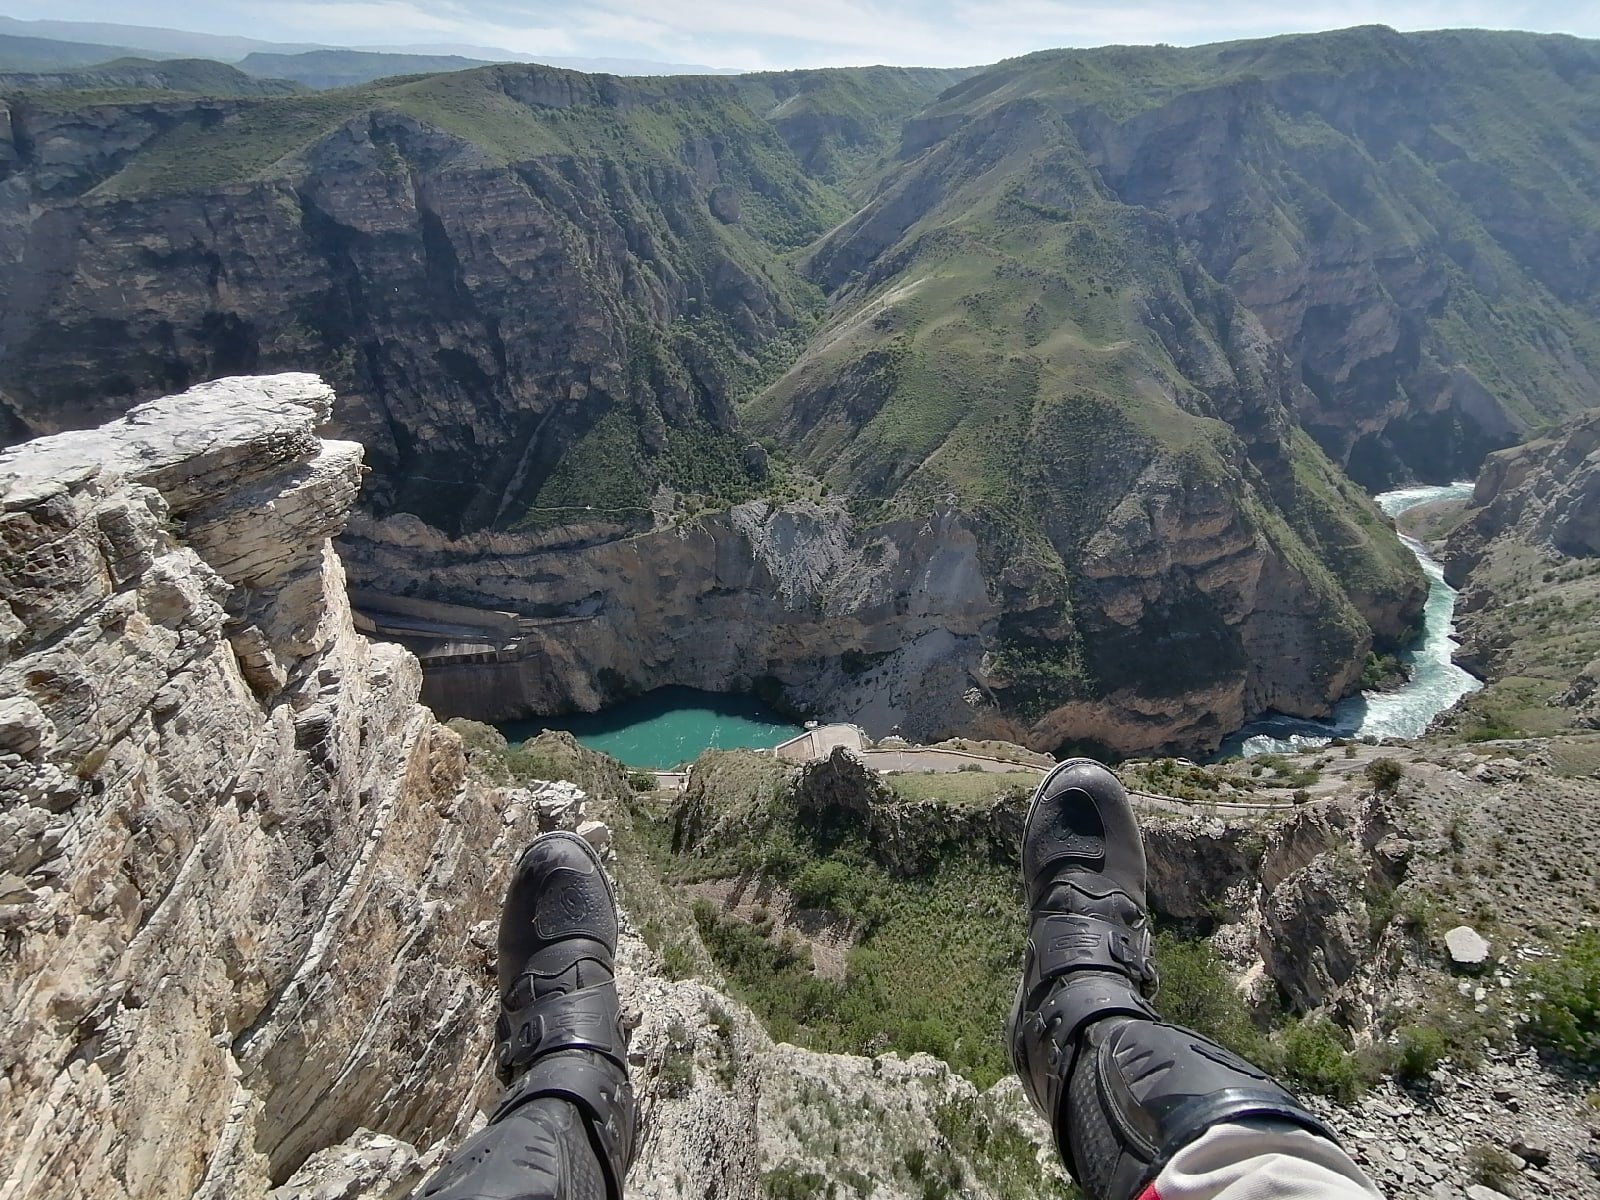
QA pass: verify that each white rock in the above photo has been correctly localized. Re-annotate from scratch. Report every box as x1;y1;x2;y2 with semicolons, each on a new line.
578;820;612;854
1446;925;1491;968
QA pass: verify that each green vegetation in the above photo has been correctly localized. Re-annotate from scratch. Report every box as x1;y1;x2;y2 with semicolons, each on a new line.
1364;757;1405;794
763;1165;833;1200
1467;1143;1521;1193
0;32;169;72
1152;932;1274;1067
933;1096;1079;1200
1391;1024;1448;1084
1360;651;1410;691
881;770;1039;807
1523;930;1600;1064
0;57;305;97
235;49;499;90
1278;1017;1365;1103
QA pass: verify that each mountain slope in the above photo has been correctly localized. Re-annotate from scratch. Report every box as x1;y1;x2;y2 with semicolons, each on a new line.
237;50;504;89
23;32;1600;750
914;27;1600;485
0;65;841;533
0;57;305;97
0;32;174;71
752;85;1425;738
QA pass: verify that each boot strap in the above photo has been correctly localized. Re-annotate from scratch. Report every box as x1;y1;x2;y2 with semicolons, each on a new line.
492;1051;636;1200
1033;912;1157;991
496;979;630;1078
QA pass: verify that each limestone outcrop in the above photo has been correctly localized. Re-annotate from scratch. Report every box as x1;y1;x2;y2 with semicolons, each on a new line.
1447;409;1600;578
0;375;539;1199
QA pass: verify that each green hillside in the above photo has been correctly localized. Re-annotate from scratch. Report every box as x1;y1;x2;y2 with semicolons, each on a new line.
236;50;503;89
0;57;304;97
10;28;1600;738
0;32;171;71
907;28;1600;482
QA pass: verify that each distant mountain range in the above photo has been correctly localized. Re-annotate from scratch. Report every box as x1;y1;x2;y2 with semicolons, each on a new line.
0;15;734;79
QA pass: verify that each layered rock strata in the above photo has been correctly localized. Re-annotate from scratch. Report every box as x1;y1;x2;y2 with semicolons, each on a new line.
0;374;539;1199
342;468;1378;757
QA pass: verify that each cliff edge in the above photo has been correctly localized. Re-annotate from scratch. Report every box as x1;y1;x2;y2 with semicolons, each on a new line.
0;374;541;1198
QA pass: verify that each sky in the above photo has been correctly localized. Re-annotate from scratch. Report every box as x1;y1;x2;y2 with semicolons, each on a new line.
3;0;1597;70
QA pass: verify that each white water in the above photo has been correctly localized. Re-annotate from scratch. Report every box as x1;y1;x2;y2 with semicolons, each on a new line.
1223;483;1483;757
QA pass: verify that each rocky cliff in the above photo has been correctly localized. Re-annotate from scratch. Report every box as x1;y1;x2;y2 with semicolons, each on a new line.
1432;410;1600;737
0;374;536;1198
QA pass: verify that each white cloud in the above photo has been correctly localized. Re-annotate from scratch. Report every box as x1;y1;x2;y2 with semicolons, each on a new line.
7;0;1600;67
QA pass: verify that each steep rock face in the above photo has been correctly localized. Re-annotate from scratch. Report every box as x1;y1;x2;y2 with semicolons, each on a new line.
1448;410;1600;574
342;472;1383;756
752;72;1423;749
0;375;1074;1200
0;49;1459;753
0;77;828;533
0;375;540;1199
342;500;1004;745
1437;411;1600;721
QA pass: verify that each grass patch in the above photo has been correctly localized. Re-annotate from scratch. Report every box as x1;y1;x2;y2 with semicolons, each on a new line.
1524;929;1600;1064
882;770;1040;807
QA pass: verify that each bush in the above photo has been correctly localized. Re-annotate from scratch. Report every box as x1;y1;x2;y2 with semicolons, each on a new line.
660;939;696;980
1279;1018;1361;1103
1524;929;1600;1063
1153;933;1275;1067
660;1018;695;1097
1466;1143;1519;1192
1393;1024;1447;1084
790;860;859;914
629;769;657;792
1364;757;1404;793
764;1165;833;1200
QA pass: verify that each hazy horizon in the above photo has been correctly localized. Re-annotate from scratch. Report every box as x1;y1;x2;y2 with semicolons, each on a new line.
2;3;1598;72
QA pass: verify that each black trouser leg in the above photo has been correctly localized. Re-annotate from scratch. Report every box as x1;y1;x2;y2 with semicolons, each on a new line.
420;1097;608;1200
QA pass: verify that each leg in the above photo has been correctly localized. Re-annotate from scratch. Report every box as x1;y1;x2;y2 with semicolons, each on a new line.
1006;760;1379;1200
420;833;636;1200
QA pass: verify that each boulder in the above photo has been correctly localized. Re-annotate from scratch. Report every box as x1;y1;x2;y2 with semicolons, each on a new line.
1445;925;1491;969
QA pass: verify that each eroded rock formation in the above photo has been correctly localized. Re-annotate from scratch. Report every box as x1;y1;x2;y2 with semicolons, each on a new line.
0;375;537;1199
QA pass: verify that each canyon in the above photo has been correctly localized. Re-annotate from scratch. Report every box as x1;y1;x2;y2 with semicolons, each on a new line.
11;29;1600;751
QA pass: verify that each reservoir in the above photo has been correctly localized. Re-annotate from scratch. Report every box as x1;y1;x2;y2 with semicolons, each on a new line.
499;685;804;769
1223;482;1483;756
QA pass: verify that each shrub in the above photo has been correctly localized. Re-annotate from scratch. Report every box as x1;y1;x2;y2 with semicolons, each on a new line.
1466;1143;1519;1192
1279;1018;1360;1103
1524;929;1600;1063
629;769;657;792
660;1018;695;1097
764;1165;833;1200
790;860;859;914
660;939;696;980
1153;933;1275;1067
1364;757;1404;793
1393;1024;1447;1084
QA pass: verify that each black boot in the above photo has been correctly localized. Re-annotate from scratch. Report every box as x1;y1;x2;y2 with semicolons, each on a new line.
1007;760;1334;1200
422;832;636;1200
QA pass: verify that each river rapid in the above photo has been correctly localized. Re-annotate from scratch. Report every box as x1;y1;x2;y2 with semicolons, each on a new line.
1222;483;1482;757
